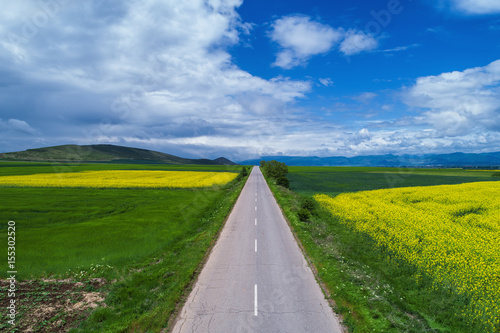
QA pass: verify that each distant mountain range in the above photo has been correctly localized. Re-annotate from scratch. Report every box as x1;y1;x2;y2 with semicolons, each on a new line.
240;152;500;168
3;144;499;168
0;144;237;165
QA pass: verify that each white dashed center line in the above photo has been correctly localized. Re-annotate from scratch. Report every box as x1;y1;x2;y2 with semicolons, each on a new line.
255;239;257;252
254;284;258;316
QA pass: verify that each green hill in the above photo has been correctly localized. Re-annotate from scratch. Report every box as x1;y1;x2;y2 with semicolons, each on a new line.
0;144;237;165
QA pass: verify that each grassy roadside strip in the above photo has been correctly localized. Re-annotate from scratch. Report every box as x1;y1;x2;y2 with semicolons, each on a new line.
70;168;251;332
263;174;465;333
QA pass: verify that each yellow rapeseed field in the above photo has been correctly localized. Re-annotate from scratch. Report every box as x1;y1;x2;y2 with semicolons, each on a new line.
0;170;238;188
315;181;500;331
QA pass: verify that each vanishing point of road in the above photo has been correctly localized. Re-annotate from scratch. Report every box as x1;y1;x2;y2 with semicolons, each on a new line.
172;167;343;333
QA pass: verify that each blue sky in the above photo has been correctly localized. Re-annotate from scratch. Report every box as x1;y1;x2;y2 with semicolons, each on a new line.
1;0;500;160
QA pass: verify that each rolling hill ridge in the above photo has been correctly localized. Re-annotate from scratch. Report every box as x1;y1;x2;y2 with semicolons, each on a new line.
0;144;237;165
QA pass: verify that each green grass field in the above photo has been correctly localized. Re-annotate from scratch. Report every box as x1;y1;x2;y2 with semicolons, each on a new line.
266;166;500;333
1;187;226;279
0;162;248;332
0;161;240;176
288;166;499;196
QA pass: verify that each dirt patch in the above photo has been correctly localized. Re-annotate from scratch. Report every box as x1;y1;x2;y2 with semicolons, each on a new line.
0;278;107;332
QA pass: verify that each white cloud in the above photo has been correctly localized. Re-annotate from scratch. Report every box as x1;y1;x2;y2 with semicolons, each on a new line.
0;119;37;135
0;0;313;157
319;78;334;86
450;0;500;14
8;119;37;134
269;16;343;69
404;59;500;136
2;1;498;159
269;15;381;69
381;44;421;53
340;30;379;56
352;92;377;103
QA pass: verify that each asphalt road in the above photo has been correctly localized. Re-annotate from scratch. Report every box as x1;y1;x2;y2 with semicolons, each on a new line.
172;167;343;333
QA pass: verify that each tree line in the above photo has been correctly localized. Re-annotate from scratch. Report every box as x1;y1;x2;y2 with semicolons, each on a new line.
260;160;289;188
